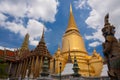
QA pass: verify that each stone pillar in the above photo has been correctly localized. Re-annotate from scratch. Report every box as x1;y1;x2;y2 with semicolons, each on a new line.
21;60;25;78
8;62;12;77
13;63;18;77
28;57;32;77
34;56;40;77
21;60;26;78
23;59;28;78
16;62;22;77
40;56;43;72
30;56;35;78
18;62;23;77
16;62;20;77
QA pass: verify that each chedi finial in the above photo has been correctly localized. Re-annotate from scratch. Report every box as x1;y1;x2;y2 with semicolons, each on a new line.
70;4;72;12
40;28;45;42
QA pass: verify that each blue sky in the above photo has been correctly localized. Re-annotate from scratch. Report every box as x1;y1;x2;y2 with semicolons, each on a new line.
0;0;120;57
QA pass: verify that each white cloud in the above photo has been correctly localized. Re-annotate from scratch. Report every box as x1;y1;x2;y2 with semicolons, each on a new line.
27;0;59;22
89;41;101;47
3;21;27;37
0;0;59;22
76;0;120;47
29;39;39;46
85;29;104;42
0;0;27;18
0;0;59;47
0;46;14;51
0;13;7;22
27;19;46;46
74;0;89;9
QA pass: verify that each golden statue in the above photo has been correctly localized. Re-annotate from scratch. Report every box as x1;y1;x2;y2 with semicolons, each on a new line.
50;4;103;77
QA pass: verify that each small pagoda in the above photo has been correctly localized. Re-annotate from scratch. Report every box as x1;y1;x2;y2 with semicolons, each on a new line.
40;56;49;77
72;55;80;77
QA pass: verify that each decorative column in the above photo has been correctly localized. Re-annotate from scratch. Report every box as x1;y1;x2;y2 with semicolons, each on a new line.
8;62;12;77
16;62;22;77
16;62;20;77
21;60;25;78
22;59;28;78
59;62;62;80
53;58;56;73
34;56;40;77
23;59;29;78
40;56;43;72
13;63;18;77
28;57;32;77
30;56;34;78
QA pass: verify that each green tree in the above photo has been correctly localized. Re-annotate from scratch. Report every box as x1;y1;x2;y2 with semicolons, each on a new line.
0;61;8;78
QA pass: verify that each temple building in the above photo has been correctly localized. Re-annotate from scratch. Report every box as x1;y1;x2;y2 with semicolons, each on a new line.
0;4;104;79
0;30;52;78
50;4;103;77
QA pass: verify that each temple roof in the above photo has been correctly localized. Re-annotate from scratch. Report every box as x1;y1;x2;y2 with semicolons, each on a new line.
34;30;51;58
0;49;15;57
65;4;79;33
0;49;16;62
20;33;29;51
40;29;45;43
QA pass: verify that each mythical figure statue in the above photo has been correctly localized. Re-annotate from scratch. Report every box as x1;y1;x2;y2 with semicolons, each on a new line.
102;13;120;80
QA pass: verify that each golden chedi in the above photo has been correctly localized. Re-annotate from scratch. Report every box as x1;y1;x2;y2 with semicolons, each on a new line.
50;4;103;77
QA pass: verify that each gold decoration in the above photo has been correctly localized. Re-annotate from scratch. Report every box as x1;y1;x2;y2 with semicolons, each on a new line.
51;4;103;77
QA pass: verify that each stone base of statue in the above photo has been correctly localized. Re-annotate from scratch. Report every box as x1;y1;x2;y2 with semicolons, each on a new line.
108;56;120;79
72;73;80;77
40;72;49;77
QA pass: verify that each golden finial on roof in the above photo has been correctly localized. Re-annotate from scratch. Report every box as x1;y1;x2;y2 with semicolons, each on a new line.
57;43;60;51
40;28;45;42
65;3;79;33
93;48;97;53
70;3;72;12
92;48;99;57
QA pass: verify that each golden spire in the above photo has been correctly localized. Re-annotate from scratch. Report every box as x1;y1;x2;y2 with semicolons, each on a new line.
93;48;96;53
55;44;61;56
20;33;29;51
70;4;72;12
66;4;79;33
62;4;87;54
40;28;45;42
92;48;98;57
57;43;61;51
